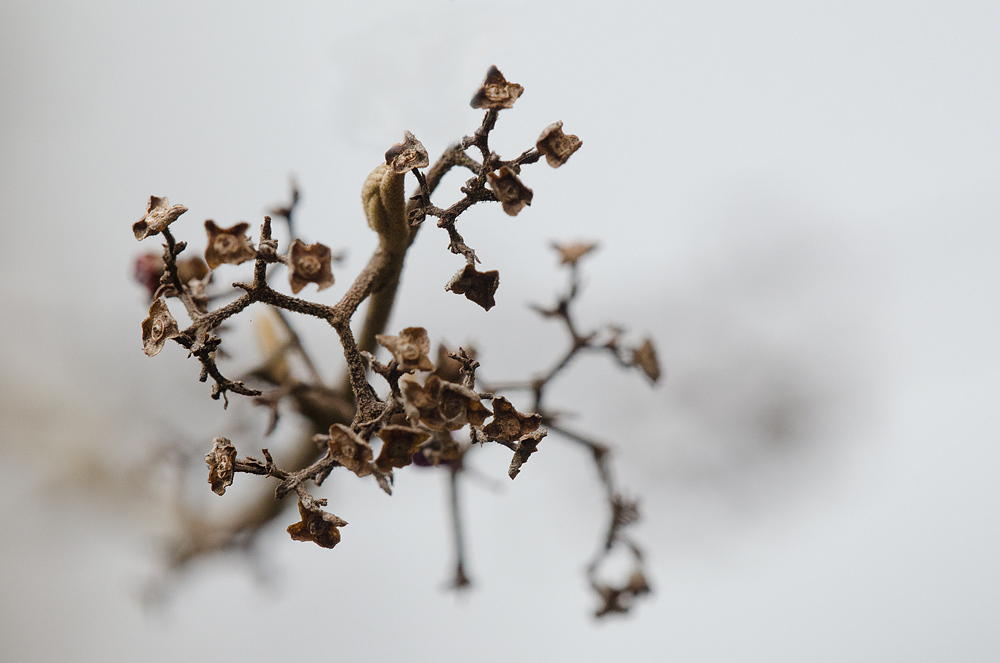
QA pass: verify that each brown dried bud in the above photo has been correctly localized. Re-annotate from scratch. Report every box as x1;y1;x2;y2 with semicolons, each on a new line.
133;195;187;241
286;498;347;549
470;65;524;110
288;239;335;294
374;425;431;473
204;437;237;495
446;264;500;311
483;396;542;444
631;337;661;384
326;424;373;478
552;241;598;266
536;121;583;168
141;298;180;357
384;130;429;174
487;166;533;216
508;428;546;479
375;327;434;372
204;220;256;269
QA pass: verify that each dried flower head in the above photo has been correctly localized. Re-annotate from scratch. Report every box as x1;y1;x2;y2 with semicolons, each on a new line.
133;195;188;241
470;65;524;110
376;327;434;372
288;239;335;294
483;396;543;444
536;121;583;168
384;130;430;175
375;425;431;473
552;241;598;266
487;166;533;217
204;220;256;269
141;298;180;357
286;498;347;549
204;437;237;495
631;337;661;384
400;375;449;431
326;423;373;478
593;572;651;618
439;381;491;430
446;264;500;311
508;428;546;479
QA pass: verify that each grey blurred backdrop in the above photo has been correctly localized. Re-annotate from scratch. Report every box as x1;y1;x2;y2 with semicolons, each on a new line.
1;1;998;661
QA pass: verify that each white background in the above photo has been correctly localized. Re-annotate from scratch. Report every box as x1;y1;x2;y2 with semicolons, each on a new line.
1;1;998;660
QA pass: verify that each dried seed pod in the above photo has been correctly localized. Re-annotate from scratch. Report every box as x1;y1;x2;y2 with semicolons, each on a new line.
552;241;598;266
204;437;237;495
631;338;661;384
204;220;256;269
536;121;583;168
507;428;546;479
141;298;180;357
286;498;347;549
376;327;434;372
470;65;524;110
288;239;335;294
446;264;500;311
374;425;431;472
326;424;373;478
384;130;430;174
487;166;533;216
133;195;187;241
483;396;542;444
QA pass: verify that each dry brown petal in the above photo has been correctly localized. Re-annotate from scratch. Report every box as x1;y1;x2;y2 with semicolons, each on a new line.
508;428;546;479
487;166;533;217
204;220;256;269
133;195;187;241
536;121;583;168
400;375;448;431
552;241;598;266
376;327;434;372
384;130;430;175
470;65;524;110
446;264;500;311
204;437;237;495
374;425;430;472
327;424;373;478
286;498;347;549
631;337;661;384
141;298;180;357
288;239;335;294
483;396;542;444
439;381;491;430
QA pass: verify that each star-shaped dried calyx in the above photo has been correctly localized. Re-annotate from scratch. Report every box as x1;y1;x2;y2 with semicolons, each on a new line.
286;497;347;549
204;220;257;269
487;166;533;217
204;437;237;495
374;425;431;473
326;424;373;478
536;121;583;168
133;195;188;241
412;431;463;467
141;298;180;357
470;65;524;110
552;241;598;266
376;327;435;372
384;130;429;175
483;396;543;444
631;337;661;384
288;239;335;294
401;375;492;432
446;264;500;311
593;571;652;618
508;428;546;479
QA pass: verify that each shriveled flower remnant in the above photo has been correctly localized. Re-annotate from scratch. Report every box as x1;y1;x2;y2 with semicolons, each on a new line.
131;66;657;619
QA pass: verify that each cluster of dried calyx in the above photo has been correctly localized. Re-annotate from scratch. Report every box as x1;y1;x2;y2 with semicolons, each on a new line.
132;66;657;618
